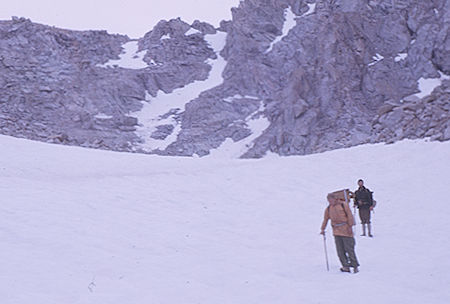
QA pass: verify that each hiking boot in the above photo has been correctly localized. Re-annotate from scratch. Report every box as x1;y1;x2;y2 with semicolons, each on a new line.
353;267;359;273
340;267;350;273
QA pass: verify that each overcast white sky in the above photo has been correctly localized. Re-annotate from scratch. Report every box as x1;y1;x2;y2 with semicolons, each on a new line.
0;0;240;38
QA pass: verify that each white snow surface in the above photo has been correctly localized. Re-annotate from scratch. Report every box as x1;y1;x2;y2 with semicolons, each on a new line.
98;41;149;69
94;113;113;119
223;95;259;103
368;53;384;66
1;135;450;304
131;32;227;152
265;7;297;53
299;3;316;17
185;28;202;36
415;72;450;99
160;34;171;40
394;53;408;62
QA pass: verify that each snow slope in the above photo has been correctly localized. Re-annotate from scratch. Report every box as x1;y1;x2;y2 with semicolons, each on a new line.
1;135;449;304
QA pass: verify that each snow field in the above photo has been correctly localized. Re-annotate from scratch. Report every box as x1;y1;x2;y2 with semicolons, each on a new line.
0;135;449;303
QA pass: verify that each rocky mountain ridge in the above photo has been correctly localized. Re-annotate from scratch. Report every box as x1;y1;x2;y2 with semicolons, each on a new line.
1;0;449;157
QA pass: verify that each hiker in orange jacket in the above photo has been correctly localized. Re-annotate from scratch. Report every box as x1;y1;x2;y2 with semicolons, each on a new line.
320;192;360;273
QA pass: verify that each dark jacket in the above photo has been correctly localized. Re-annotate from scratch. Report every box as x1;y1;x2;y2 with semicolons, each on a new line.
354;186;373;209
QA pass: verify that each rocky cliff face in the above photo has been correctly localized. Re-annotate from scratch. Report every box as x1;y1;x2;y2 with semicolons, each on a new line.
1;0;449;157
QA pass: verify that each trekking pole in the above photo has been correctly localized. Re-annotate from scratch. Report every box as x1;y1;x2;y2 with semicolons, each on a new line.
322;233;330;271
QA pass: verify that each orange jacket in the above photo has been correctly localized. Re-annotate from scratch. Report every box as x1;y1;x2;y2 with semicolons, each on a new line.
321;202;354;237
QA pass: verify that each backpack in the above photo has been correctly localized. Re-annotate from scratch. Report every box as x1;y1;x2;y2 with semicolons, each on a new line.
368;189;374;204
327;202;355;225
355;187;374;206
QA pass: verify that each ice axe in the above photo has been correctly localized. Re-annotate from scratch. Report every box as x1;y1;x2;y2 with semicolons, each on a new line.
322;232;330;271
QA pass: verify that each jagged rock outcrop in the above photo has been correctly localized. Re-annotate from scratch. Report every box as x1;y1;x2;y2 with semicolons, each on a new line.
1;0;449;158
0;17;215;151
220;0;449;157
373;79;450;142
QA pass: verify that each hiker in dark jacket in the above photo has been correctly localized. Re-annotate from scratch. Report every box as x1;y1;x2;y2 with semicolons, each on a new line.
321;193;359;273
354;179;374;237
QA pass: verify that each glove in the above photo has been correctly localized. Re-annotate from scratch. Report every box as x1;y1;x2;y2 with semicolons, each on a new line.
320;230;325;235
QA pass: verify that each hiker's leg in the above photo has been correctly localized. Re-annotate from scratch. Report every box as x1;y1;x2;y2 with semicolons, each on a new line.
361;224;366;236
343;236;360;268
367;209;373;236
335;236;350;267
359;208;364;224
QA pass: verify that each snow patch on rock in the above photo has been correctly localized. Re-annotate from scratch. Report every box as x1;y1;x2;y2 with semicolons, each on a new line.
210;101;269;158
299;3;316;17
131;32;228;152
414;72;450;99
265;7;297;53
161;34;171;40
223;95;259;103
185;28;202;36
94;113;113;119
394;53;408;62
368;53;384;66
97;41;149;69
